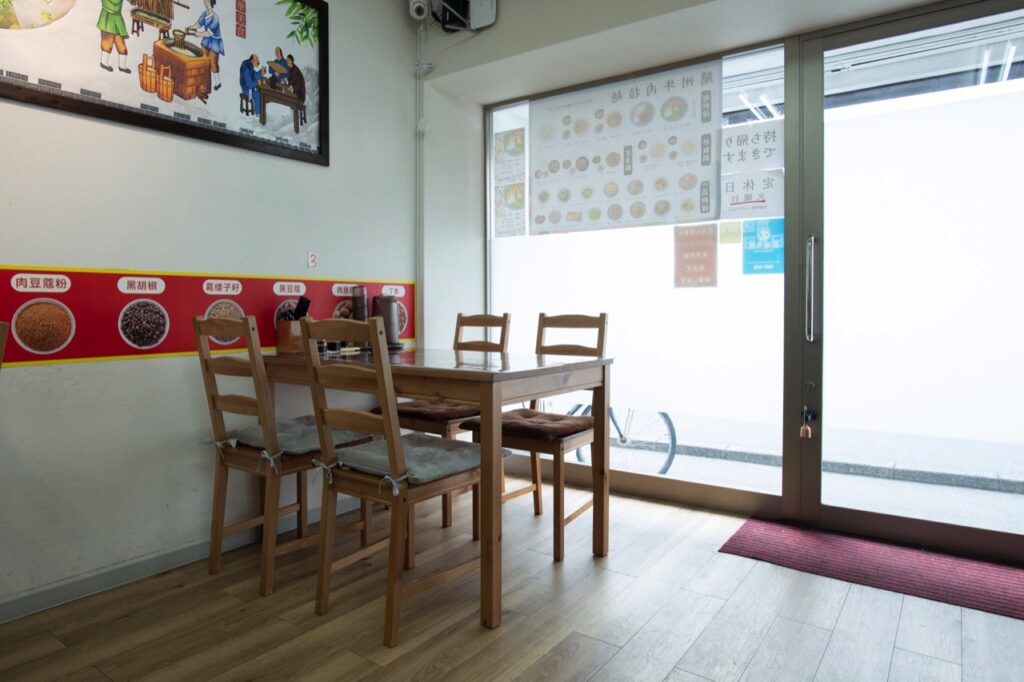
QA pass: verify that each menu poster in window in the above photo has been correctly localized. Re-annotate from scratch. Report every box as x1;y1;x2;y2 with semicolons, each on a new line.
529;60;722;235
742;219;785;274
721;119;784;219
674;224;718;287
493;128;527;238
0;265;416;366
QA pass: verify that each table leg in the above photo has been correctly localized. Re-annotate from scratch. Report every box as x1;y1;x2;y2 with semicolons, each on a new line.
292;107;300;134
480;382;503;628
260;98;267;126
592;365;610;556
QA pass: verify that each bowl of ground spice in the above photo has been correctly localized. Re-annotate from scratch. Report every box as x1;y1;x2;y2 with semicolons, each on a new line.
205;299;245;344
119;299;169;350
12;298;75;355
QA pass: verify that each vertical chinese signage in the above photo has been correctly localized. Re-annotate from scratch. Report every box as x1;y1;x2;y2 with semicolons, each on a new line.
1;265;417;366
675;224;718;287
720;119;784;219
529;60;723;234
493;128;527;238
236;0;247;39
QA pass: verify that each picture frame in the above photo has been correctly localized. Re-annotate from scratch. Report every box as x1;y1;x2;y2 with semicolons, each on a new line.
0;0;329;166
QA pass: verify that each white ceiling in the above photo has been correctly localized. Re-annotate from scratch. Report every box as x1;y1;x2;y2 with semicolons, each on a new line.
425;0;938;104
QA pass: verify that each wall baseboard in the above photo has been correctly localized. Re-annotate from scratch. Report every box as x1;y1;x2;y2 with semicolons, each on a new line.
0;497;359;625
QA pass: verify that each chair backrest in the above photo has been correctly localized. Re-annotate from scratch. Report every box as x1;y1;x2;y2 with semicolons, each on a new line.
453;313;511;352
535;313;608;358
193;315;278;453
0;321;8;372
301;317;405;479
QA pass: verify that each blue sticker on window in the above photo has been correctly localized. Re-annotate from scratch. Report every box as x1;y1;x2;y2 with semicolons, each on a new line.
743;218;784;274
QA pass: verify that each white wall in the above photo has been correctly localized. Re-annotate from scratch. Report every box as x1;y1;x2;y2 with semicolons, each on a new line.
0;1;417;609
421;83;486;346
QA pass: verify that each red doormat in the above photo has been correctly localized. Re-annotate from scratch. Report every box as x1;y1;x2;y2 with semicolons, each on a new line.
720;519;1024;620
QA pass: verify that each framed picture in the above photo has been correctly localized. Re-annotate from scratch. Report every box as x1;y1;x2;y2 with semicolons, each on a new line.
0;0;329;165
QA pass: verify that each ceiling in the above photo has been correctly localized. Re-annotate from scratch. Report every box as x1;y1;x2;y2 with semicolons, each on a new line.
424;0;942;104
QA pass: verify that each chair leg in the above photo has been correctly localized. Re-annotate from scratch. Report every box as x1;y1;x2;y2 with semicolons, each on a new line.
259;474;282;596
315;481;338;615
208;457;229;574
441;426;457;528
442;493;454;528
501;460;507;494
472;483;480;541
530;451;544;516
553;453;565;562
404;504;416;570
296;470;309;538
360;498;373;547
384;497;408;647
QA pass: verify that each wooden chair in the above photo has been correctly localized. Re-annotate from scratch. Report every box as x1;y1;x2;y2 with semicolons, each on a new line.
391;313;517;530
303;317;482;647
0;321;8;372
463;313;607;561
193;315;370;596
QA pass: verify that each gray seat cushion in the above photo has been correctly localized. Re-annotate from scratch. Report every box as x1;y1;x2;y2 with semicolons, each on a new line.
340;433;482;485
229;415;368;455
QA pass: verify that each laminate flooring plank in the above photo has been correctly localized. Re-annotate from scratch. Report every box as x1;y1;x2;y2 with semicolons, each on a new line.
365;610;527;681
962;608;1024;682
444;569;635;681
56;666;112;681
738;616;831;682
774;570;850;631
814;584;903;682
637;537;717;588
0;595;243;682
682;552;757;600
677;562;802;682
664;669;714;682
0;631;66;672
575;569;685;647
0;568;191;647
685;512;747;547
888;649;962;682
212;625;380;682
895;596;962;664
98;616;299;681
591;589;724;682
512;631;618;682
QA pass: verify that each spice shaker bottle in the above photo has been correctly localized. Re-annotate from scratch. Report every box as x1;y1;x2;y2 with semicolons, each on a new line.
352;286;368;322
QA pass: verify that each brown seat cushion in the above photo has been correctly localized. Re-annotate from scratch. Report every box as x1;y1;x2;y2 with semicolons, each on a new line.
372;400;480;423
461;408;594;442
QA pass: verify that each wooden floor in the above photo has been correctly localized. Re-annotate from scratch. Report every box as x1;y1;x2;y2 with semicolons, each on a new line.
2;479;1022;681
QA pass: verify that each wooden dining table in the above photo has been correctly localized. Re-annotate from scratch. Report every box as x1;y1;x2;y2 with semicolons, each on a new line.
264;347;613;628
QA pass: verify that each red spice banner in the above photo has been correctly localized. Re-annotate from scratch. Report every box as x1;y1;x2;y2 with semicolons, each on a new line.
0;265;416;367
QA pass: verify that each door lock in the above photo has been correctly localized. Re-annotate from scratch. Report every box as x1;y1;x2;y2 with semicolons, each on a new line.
800;405;817;439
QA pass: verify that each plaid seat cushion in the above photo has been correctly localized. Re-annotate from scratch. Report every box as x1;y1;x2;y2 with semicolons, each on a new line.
461;408;594;442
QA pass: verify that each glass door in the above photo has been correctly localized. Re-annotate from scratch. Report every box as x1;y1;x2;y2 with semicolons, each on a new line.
793;3;1024;560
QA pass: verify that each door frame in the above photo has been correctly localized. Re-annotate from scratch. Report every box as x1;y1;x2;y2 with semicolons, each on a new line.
786;0;1024;564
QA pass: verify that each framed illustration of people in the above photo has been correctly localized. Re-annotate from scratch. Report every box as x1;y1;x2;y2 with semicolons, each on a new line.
0;0;329;165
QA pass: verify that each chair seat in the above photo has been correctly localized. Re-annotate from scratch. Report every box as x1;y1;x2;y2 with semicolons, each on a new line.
373;400;481;423
461;408;594;442
228;415;367;455
339;433;481;485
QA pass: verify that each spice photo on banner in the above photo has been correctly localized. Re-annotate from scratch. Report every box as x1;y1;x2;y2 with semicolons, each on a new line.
0;0;329;164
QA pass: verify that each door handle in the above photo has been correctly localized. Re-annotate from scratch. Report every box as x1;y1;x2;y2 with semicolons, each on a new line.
805;235;816;343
